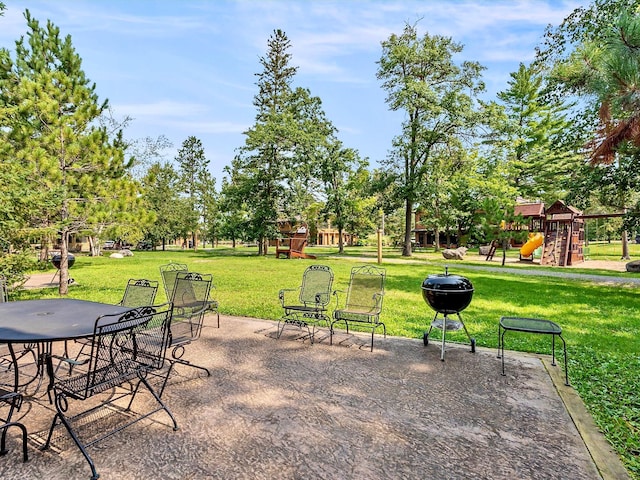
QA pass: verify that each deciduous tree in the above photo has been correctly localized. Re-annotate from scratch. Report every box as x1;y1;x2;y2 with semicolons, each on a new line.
377;22;485;256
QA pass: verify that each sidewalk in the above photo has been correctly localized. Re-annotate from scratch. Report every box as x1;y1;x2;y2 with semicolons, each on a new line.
0;315;628;479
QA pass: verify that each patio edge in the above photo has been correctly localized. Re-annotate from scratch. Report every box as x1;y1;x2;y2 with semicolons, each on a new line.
543;357;631;480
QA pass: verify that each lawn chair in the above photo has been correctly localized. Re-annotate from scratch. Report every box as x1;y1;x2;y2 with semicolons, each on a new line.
160;263;220;328
277;265;334;344
275;225;316;259
159;272;212;397
43;304;177;480
330;265;386;352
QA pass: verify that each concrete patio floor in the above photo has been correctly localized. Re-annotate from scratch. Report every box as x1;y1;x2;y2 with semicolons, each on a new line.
0;314;629;480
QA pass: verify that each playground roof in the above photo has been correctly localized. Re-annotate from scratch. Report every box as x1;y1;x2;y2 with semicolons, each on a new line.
514;202;545;218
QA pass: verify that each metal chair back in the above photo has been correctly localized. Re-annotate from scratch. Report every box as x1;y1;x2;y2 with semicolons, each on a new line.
298;265;334;307
159;262;188;301
61;304;172;400
344;265;386;314
170;272;212;344
120;279;159;307
331;265;386;352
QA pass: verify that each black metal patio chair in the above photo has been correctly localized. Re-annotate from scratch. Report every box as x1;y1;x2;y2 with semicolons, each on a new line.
159;262;188;303
277;265;334;344
43;304;177;480
330;265;386;352
160;263;220;327
0;387;28;462
71;279;160;367
158;272;212;397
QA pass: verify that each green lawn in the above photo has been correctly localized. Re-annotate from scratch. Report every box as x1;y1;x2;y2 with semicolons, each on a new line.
14;243;640;478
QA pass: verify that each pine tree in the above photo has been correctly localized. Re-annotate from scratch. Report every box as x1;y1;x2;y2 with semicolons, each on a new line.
492;63;578;203
0;11;135;294
175;136;210;249
230;29;336;255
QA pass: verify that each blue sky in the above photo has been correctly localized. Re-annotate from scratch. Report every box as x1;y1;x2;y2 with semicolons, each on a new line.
0;0;583;184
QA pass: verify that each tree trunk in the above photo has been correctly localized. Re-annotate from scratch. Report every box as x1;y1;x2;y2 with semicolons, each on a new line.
434;225;441;252
621;231;630;260
338;226;344;254
58;231;70;295
39;234;51;263
501;239;508;267
403;199;412;257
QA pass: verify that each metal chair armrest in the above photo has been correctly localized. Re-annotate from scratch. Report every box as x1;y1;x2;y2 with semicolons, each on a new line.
278;287;301;307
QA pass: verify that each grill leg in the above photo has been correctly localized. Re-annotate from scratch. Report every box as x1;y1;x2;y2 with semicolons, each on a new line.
440;315;447;361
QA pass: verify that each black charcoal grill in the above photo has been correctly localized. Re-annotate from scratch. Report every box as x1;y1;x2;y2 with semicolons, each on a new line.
51;253;75;284
421;266;475;360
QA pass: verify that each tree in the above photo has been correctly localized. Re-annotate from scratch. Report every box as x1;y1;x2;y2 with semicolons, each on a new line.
552;11;640;163
0;11;136;294
141;162;183;250
490;63;578;203
550;9;640;258
377;22;485;256
199;169;219;247
230;29;334;255
318;141;370;253
218;175;251;247
175;136;210;249
230;30;298;255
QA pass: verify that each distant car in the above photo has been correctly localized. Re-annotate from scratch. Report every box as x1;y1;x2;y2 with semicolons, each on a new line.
136;241;154;251
103;240;115;250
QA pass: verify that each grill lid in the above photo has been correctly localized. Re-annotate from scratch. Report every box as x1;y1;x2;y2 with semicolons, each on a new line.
421;267;474;314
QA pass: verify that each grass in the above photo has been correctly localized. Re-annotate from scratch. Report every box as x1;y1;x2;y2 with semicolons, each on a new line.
14;243;640;478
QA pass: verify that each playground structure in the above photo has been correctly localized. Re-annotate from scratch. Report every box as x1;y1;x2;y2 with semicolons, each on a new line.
488;200;586;267
539;201;585;266
520;232;544;259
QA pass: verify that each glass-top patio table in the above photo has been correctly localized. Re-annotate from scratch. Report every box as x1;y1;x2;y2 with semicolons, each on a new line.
0;299;131;394
498;316;569;386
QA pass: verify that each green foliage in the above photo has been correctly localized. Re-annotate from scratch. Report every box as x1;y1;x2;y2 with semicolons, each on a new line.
0;10;140;292
229;29;336;254
551;9;640;159
141;162;184;247
376;22;485;256
488;63;580;203
175;136;211;247
318;141;376;252
0;250;37;290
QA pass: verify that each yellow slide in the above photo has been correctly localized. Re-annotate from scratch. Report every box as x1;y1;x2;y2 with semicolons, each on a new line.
520;232;544;257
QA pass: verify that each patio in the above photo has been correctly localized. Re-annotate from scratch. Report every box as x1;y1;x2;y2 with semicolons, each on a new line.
0;314;626;479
